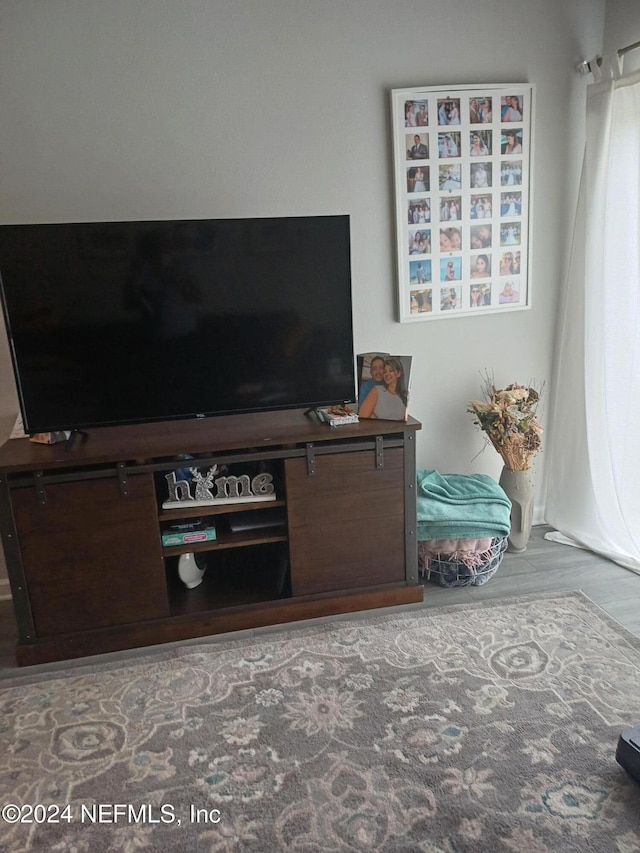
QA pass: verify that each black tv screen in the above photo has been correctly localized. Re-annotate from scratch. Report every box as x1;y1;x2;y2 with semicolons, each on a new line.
0;215;356;433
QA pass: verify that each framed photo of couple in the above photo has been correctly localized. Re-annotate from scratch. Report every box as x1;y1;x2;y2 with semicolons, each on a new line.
356;352;412;422
392;83;534;322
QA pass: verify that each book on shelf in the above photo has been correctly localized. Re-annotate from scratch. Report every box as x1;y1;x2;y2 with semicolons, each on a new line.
356;352;412;422
29;431;72;445
162;526;217;547
161;518;217;547
316;405;359;427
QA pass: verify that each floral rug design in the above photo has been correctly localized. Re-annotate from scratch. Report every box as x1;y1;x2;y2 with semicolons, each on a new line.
1;592;639;852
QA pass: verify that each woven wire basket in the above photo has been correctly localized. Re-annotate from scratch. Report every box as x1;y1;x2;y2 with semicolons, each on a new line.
418;536;508;587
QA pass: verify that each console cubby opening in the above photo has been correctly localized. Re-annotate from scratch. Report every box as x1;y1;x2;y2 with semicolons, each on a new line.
155;457;286;515
165;541;291;616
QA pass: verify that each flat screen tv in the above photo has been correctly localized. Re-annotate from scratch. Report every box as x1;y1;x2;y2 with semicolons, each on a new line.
0;215;356;433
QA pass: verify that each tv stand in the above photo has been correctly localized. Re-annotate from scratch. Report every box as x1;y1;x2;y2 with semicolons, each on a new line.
0;409;422;666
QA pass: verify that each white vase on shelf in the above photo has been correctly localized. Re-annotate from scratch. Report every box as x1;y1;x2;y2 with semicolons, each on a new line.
177;552;206;589
499;466;534;553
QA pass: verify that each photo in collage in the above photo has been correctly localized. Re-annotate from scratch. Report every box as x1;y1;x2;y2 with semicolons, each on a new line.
394;85;532;321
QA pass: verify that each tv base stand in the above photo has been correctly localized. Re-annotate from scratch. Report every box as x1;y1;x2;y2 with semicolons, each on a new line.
64;428;89;452
0;410;422;666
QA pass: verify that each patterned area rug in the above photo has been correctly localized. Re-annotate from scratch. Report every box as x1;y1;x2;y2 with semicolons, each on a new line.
1;592;639;852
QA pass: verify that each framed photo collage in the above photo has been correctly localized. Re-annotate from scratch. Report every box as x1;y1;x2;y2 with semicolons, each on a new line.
391;84;533;321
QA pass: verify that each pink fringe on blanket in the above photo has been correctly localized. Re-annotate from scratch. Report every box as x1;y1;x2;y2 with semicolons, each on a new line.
418;538;493;569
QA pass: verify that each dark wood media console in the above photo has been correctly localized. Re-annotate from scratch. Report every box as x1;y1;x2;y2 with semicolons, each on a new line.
0;410;423;666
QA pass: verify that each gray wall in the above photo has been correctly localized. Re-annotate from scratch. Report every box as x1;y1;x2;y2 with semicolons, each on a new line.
604;0;640;72
0;0;608;591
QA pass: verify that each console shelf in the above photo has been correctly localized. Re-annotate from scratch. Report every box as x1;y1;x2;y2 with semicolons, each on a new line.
162;526;288;556
0;409;422;665
158;498;287;521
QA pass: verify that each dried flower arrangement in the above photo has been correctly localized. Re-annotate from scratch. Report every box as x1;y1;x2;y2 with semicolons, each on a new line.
468;375;544;471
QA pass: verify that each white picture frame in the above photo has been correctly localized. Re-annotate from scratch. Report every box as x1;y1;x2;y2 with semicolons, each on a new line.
391;84;534;321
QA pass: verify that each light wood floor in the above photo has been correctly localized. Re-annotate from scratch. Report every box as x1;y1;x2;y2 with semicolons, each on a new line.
421;524;640;632
1;525;639;678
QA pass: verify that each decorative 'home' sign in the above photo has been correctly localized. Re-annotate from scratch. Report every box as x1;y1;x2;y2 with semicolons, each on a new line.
163;466;276;509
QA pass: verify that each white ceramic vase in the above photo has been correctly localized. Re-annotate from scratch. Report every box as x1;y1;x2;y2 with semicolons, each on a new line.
177;552;206;589
499;466;534;553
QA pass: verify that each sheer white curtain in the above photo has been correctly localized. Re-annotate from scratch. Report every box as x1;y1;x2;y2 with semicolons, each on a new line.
545;58;640;573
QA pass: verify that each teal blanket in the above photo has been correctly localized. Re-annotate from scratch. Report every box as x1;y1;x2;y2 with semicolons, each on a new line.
417;469;511;540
